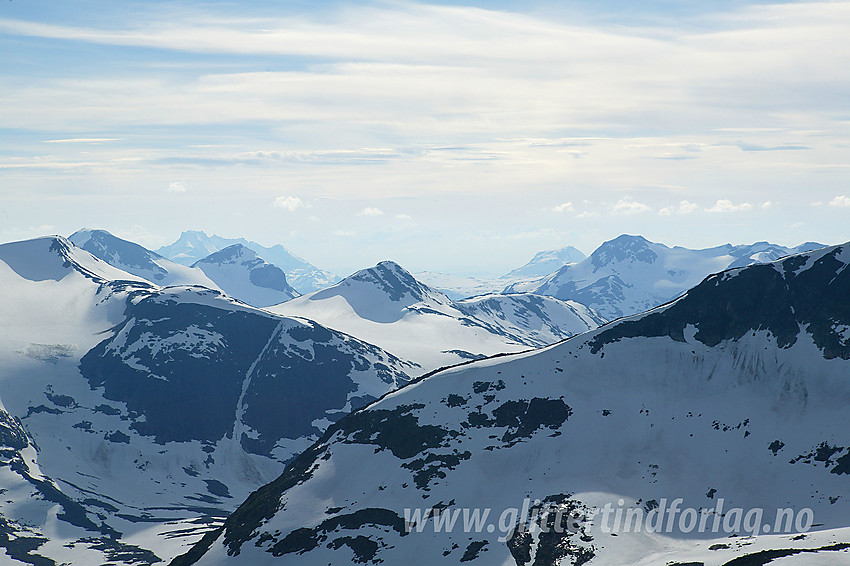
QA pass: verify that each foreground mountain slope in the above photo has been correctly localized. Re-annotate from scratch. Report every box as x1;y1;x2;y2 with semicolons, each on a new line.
269;261;602;372
176;243;850;566
157;231;339;293
0;236;413;564
192;244;299;307
506;235;826;320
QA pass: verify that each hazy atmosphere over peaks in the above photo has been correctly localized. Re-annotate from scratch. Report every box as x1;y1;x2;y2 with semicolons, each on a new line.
2;0;849;274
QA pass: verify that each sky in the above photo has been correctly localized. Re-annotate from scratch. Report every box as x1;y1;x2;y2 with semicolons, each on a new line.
1;0;848;276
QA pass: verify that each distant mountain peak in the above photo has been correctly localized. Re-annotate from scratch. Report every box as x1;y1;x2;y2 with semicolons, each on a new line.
502;245;587;280
157;231;339;293
194;243;256;265
590;234;658;268
193;244;298;302
347;261;430;303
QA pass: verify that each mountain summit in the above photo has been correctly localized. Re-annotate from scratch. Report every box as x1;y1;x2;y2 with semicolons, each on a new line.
507;234;825;320
157;231;339;293
192;244;299;307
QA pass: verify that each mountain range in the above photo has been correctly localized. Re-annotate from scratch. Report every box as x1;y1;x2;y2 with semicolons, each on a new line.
156;231;340;294
175;241;850;566
506;235;825;320
269;260;604;372
0;236;413;564
71;229;299;307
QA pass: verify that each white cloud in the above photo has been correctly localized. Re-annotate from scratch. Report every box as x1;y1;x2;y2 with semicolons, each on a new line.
829;195;850;207
811;201;824;207
358;207;384;216
659;200;698;215
273;196;303;211
395;214;411;220
552;202;573;213
168;181;187;193
612;197;651;215
576;211;599;218
705;199;753;213
760;201;772;209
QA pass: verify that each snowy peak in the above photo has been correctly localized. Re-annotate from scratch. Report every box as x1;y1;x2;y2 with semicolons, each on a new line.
0;235;148;284
589;234;658;269
69;228;169;281
346;260;437;303
592;241;850;361
192;244;298;307
157;231;340;293
156;230;222;265
503;245;587;280
510;235;831;320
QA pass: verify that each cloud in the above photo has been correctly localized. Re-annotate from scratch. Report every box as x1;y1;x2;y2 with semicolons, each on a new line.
273;196;304;211
705;199;752;213
395;214;411;220
168;181;187;193
612;197;651;215
358;207;384;216
829;195;850;207
43;138;120;144
576;211;599;218
552;202;573;213
658;200;698;216
734;142;811;152
760;201;772;209
811;201;824;207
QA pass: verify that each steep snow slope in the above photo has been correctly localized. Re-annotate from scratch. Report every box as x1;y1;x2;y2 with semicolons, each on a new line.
456;293;605;347
269;261;602;372
192;244;299;307
506;234;826;320
177;243;850;566
157;231;339;293
0;237;413;565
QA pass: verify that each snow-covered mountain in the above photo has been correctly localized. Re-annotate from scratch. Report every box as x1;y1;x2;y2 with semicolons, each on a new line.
69;229;298;308
503;245;587;280
157;231;339;293
456;293;604;348
506;234;826;320
175;242;850;566
192;244;299;307
69;228;217;287
415;245;587;300
0;236;414;564
269;261;602;372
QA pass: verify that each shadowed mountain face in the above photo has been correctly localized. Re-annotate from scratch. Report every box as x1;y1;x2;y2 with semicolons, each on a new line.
192;244;299;307
175;243;850;566
506;234;826;320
